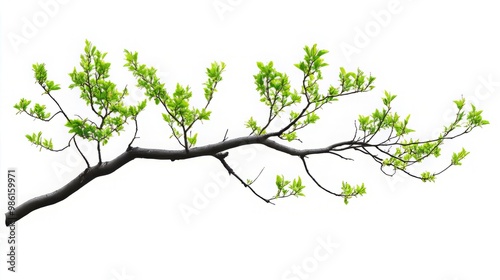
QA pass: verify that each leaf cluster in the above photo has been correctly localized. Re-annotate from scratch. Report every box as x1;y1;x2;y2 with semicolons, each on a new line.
67;40;146;147
340;181;366;205
247;44;376;142
274;175;306;198
13;41;148;163
25;132;54;151
124;50;225;150
356;93;488;183
13;63;61;122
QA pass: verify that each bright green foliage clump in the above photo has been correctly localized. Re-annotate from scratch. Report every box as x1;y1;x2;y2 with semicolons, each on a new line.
366;92;489;183
247;44;376;142
66;41;146;147
274;175;306;198
124;49;225;150
341;181;367;205
13;64;61;151
14;40;147;161
25;131;53;151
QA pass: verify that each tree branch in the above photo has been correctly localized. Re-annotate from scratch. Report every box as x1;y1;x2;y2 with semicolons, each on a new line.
1;133;366;226
5;134;263;226
5;106;485;226
300;156;342;197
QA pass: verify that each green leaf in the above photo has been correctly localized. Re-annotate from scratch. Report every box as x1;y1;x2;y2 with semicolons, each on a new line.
45;80;61;91
382;91;396;107
421;171;436;182
343;197;349;205
355;183;367;195
328;86;339;97
14;98;32;113
283;131;297;142
305;112;320;124
341;181;366;204
33;63;47;83
199;108;211;121
453;98;465;110
187;133;198;147
275;175;283;188
245;116;264;134
294;61;307;72
451;148;469;166
341;181;353;195
292;176;305;196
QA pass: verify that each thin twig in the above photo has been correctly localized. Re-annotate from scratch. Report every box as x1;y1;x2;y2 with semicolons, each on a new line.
213;152;273;204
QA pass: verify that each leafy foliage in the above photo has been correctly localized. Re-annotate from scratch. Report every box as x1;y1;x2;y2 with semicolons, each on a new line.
274;175;306;198
363;94;490;183
67;40;146;148
124;49;224;150
247;44;376;142
341;181;367;205
26;131;53;151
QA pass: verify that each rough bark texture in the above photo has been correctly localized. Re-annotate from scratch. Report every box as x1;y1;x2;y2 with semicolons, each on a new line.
6;134;324;226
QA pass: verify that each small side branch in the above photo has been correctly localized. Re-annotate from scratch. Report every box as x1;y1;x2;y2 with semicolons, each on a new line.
213;152;273;204
73;137;90;168
127;117;140;150
300;156;342;197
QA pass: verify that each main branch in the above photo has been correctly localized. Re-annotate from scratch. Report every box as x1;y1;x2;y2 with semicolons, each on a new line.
5;134;306;226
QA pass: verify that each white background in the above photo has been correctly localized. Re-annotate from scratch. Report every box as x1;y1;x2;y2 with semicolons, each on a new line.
1;1;499;279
